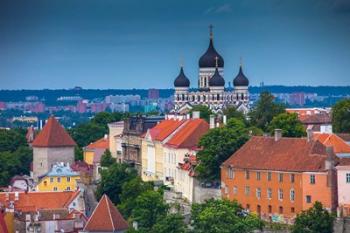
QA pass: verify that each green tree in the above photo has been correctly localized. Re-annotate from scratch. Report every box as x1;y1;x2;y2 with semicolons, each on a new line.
96;163;138;204
74;146;83;161
249;92;285;131
292;202;334;233
190;105;213;122
191;199;263;233
223;106;245;122
196;118;249;181
130;190;168;232
69;122;106;147
268;113;306;137
332;99;350;133
0;129;27;152
100;149;115;167
152;213;186;233
118;177;154;218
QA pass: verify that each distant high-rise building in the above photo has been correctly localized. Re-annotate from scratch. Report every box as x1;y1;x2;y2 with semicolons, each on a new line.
148;88;160;99
289;92;305;106
173;26;250;114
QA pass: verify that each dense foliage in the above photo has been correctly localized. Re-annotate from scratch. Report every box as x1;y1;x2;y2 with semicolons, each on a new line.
0;129;32;186
190;105;213;123
195;118;250;181
292;202;334;233
332;99;350;133
249;92;286;131
152;213;186;233
100;149;115;167
190;199;263;233
268;113;306;137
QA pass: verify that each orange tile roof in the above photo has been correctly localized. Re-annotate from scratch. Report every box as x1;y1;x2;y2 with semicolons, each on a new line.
32;117;76;147
166;118;209;149
313;133;350;154
149;119;185;141
83;194;128;232
223;136;332;172
86;136;109;149
0;191;80;212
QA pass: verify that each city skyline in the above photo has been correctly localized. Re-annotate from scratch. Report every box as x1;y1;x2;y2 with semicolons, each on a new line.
1;0;350;89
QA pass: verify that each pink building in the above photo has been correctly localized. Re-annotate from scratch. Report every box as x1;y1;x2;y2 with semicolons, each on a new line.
336;158;350;217
0;101;6;110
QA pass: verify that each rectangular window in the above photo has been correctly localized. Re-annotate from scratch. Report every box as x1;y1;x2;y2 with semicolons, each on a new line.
268;205;272;213
278;173;283;182
346;173;350;183
306;195;312;203
267;172;272;181
66;187;71;191
228;167;234;179
310;174;315;184
291;207;295;213
245;170;250;180
245;186;250;196
50;177;54;183
67;177;71;182
267;188;272;199
256;188;261;199
246;204;250;210
279;206;283;214
53;187;57;191
233;186;238;195
256;172;261;181
290;189;295;201
290;174;295;183
57;177;61;183
278;189;283;200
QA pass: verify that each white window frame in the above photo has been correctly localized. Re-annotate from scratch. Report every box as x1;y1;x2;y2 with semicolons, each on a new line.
267;188;272;199
290;189;295;202
278;188;283;201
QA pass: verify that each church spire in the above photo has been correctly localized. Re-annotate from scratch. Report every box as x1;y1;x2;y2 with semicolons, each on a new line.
209;24;213;39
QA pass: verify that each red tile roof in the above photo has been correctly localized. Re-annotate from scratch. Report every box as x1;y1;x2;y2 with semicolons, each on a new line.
0;191;80;212
166;119;209;149
32;117;76;147
148;119;185;141
223;136;332;172
86;136;109;149
339;158;350;166
83;194;128;232
313;133;350;154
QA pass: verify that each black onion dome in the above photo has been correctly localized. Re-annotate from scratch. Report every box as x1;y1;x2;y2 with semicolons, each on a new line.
174;67;190;87
199;38;224;68
209;68;225;87
233;66;249;86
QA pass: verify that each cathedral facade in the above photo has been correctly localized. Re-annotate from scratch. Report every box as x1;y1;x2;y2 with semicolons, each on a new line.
173;27;250;114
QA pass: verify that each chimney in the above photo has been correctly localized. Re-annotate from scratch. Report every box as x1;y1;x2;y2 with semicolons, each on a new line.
192;111;200;119
274;129;282;141
223;115;227;125
186;113;190;120
306;129;313;142
104;134;108;139
210;115;215;129
325;146;335;170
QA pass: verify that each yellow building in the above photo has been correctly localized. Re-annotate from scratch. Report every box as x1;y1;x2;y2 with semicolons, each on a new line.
36;163;80;192
83;136;109;165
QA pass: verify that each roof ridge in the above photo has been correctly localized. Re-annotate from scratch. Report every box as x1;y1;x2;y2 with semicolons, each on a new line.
106;195;115;231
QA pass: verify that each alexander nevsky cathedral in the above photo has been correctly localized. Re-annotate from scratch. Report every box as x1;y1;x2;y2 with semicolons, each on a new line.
173;26;250;114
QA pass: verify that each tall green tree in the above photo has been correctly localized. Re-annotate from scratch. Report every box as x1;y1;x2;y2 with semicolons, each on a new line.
268;112;306;137
130;190;169;232
96;163;138;204
292;202;334;233
100;149;115;167
223;106;246;122
249;92;285;131
0;129;27;152
332;99;350;133
69;122;106;147
190;105;213;123
191;199;263;233
195;118;250;182
118;177;154;219
152;213;186;233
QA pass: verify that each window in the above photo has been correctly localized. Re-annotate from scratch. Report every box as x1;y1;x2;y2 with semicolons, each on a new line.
233;186;238;195
43;181;47;186
279;206;283;214
228;167;234;179
346;173;350;183
245;170;250;180
57;177;61;183
310;174;315;184
53;187;58;191
268;205;272;213
66;187;71;191
256;188;261;199
267;172;272;181
278;189;283;200
50;178;54;183
290;189;295;201
245;186;250;196
67;177;71;182
290;174;295;183
256;172;261;181
291;207;295;213
267;188;272;199
278;173;283;182
306;195;312;203
246;204;250;210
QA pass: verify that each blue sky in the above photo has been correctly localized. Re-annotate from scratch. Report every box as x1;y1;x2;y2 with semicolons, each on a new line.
1;0;350;89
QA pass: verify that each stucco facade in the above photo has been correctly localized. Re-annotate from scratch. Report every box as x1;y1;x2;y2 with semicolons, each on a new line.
336;165;350;216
